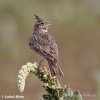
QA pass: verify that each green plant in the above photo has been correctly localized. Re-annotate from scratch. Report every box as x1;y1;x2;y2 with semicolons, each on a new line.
17;62;83;100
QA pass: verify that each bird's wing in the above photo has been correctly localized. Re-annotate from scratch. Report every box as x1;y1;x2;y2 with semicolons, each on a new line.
40;41;58;62
29;34;58;62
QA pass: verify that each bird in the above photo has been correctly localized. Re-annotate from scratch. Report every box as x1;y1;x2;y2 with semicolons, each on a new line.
29;14;64;76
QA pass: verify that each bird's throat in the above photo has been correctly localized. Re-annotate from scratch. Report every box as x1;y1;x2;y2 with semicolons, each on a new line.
41;29;48;32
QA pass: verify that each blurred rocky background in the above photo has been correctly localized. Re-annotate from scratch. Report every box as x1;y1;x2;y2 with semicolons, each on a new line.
0;0;100;100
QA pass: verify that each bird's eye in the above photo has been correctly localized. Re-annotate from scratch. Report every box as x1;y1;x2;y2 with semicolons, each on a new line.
41;22;44;24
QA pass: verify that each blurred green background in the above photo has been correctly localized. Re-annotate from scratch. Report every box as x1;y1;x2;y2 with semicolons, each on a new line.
0;0;100;100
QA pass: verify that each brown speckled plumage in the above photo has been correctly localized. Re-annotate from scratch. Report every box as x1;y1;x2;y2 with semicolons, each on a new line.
29;15;63;76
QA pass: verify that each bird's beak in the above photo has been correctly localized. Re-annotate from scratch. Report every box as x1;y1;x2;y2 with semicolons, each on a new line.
45;21;51;26
47;23;51;26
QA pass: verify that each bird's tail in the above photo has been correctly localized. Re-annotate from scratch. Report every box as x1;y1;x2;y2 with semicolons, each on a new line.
48;60;64;77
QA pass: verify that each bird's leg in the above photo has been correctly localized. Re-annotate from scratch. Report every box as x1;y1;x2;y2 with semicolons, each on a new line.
39;58;45;66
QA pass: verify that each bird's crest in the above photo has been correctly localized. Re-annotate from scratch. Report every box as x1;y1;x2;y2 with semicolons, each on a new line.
34;14;43;22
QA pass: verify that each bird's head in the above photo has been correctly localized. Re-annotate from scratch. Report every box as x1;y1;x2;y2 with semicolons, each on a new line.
34;14;51;32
